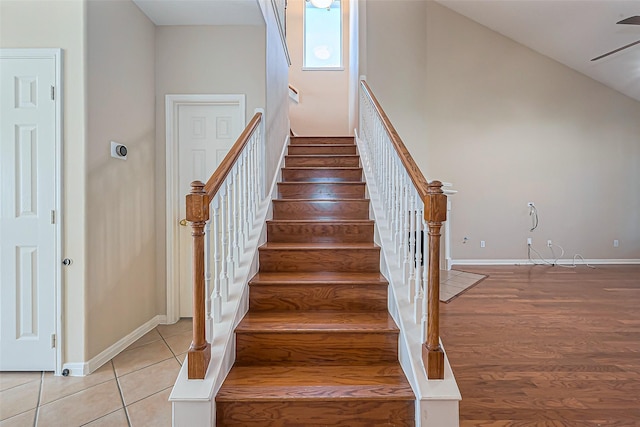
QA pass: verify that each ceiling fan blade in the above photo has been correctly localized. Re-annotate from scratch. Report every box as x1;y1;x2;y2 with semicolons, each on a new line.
617;16;640;25
591;39;640;61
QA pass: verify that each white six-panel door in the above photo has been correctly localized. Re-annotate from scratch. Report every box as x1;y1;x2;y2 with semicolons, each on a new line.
177;103;244;317
0;50;61;371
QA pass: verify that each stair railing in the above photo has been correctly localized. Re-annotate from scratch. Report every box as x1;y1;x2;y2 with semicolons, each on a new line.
358;81;446;380
185;112;264;379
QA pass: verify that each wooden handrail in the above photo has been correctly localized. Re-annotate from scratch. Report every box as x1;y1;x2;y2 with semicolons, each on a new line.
360;80;447;379
185;112;263;379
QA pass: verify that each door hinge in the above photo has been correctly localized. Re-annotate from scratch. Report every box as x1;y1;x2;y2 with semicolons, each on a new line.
51;334;56;348
51;86;55;101
51;210;56;224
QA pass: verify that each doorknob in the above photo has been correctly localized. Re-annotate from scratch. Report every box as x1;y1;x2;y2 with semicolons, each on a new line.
179;219;188;226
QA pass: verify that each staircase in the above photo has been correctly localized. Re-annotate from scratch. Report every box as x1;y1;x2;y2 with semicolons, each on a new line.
215;136;415;426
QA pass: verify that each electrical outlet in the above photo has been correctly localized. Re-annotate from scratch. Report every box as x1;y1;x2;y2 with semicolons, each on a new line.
614;239;619;247
480;240;486;248
527;238;532;246
547;240;552;247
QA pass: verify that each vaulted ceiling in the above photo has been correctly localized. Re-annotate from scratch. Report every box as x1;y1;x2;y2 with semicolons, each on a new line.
436;1;640;103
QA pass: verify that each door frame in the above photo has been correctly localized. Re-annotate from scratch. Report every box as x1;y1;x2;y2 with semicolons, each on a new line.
0;48;64;374
165;94;245;323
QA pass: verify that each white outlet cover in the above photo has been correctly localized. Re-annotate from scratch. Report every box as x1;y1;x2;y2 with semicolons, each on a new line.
111;141;127;160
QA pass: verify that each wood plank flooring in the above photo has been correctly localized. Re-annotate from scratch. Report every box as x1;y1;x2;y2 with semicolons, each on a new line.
440;265;640;427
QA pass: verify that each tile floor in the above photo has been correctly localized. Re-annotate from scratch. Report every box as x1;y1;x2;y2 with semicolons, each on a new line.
439;269;486;302
0;319;193;427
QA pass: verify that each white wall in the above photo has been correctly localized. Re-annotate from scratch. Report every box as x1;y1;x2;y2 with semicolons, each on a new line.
86;0;157;358
425;2;640;261
262;0;291;182
360;0;427;152
362;0;640;262
287;0;351;136
0;0;88;363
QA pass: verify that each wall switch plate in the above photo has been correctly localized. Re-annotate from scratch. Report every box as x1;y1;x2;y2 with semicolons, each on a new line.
527;238;532;245
614;239;619;247
547;240;552;247
480;240;486;248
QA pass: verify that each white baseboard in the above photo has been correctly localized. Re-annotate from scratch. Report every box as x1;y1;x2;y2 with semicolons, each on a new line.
452;259;640;266
62;314;166;376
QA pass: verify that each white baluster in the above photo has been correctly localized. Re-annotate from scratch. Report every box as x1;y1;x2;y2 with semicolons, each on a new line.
204;219;213;342
225;179;235;290
211;195;222;323
407;190;416;302
238;155;246;253
219;185;229;301
421;210;429;341
414;198;423;301
243;150;251;242
246;141;254;228
231;163;241;264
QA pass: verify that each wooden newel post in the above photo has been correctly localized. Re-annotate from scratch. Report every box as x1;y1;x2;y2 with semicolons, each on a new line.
186;181;211;379
422;180;447;380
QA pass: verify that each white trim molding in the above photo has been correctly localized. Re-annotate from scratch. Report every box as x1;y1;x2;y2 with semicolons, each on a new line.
165;94;246;324
62;315;167;376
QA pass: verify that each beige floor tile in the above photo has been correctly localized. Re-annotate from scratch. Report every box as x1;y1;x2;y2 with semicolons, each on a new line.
0;372;41;392
156;319;192;339
0;409;35;427
118;358;181;406
41;363;115;405
125;329;162;352
81;409;128;427
0;379;40;421
112;340;173;377
176;353;187;365
163;330;192;355
38;380;122;427
126;387;172;427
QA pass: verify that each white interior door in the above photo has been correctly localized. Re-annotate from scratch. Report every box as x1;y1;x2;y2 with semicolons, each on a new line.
0;51;60;371
177;103;243;317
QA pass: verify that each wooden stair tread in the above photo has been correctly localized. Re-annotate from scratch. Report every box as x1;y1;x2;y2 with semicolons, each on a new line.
217;365;414;401
282;167;362;170
286;154;359;158
250;271;387;284
236;311;398;332
267;219;373;224
260;242;378;250
277;181;365;185
288;144;355;148
290;136;354;144
272;198;369;202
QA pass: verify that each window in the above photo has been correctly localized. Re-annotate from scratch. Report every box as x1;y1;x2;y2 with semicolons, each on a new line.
303;0;342;69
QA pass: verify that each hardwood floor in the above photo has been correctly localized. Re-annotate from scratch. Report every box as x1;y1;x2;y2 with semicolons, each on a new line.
440;265;640;427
